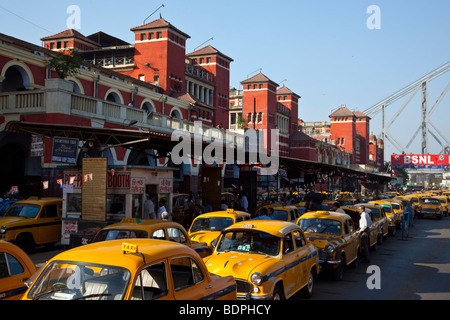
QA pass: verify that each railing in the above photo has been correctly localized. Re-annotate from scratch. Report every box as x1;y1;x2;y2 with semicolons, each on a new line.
0;88;244;147
0;91;44;112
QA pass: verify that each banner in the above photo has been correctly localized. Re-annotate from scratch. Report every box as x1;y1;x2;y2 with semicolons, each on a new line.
52;137;78;164
391;154;450;168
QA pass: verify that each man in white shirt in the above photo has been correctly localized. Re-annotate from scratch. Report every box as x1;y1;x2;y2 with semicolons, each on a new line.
358;205;372;263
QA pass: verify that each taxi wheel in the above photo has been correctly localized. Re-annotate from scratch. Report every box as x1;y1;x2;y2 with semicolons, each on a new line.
332;256;345;281
16;234;35;254
301;270;315;298
272;285;284;300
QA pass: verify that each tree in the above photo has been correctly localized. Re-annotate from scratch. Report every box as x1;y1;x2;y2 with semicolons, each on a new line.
46;48;84;79
236;115;248;129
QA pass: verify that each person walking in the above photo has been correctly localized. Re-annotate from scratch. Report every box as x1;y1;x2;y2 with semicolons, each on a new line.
156;199;167;220
143;193;155;219
358;205;372;263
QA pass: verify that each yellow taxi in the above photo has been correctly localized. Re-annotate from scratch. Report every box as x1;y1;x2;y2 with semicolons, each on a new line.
336;197;357;206
203;220;320;300
255;205;301;222
297;211;360;280
369;200;399;236
92;218;211;258
0;197;62;253
384;199;404;226
419;197;444;219
360;203;389;244
0;240;37;300
403;194;422;217
341;205;379;250
434;196;449;216
22;239;237;300
188;209;251;248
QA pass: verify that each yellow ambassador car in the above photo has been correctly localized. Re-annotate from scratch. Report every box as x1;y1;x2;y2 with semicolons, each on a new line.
22;239;237;300
188;209;251;248
203;220;320;300
419;197;444;219
297;211;360;281
92;218;211;258
0;198;62;253
369;200;399;236
0;240;37;300
255;205;301;222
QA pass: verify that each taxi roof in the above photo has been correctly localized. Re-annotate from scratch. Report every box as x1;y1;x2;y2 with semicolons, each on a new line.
46;239;195;270
300;210;350;221
100;219;185;231
194;210;250;219
15;197;62;205
224;220;299;237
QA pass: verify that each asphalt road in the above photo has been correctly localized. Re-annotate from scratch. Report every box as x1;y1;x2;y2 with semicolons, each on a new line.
30;215;450;300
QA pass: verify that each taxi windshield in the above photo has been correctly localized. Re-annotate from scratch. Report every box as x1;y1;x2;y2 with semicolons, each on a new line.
27;261;131;300
271;210;288;221
298;218;342;236
421;198;439;205
382;205;392;213
216;230;280;256
92;229;148;242
190;217;234;232
4;204;40;218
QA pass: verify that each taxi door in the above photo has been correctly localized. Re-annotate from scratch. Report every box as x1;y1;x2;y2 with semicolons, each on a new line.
170;256;219;300
343;218;358;263
281;232;301;298
0;248;36;300
37;204;62;244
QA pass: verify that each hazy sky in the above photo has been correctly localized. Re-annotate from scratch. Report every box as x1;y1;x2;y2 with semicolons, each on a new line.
1;0;449;158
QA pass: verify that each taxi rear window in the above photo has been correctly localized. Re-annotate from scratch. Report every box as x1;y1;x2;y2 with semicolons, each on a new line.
93;229;148;242
5;204;40;218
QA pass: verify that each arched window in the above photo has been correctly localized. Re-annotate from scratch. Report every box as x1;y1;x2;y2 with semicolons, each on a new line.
1;65;32;92
170;108;182;119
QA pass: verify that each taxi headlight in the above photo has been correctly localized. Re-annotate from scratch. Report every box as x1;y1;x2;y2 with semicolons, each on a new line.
325;244;336;254
0;225;6;234
251;272;263;286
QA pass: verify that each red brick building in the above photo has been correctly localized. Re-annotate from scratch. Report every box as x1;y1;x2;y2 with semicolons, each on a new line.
40;17;233;128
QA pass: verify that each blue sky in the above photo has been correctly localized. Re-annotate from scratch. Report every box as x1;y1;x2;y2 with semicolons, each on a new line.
1;0;449;159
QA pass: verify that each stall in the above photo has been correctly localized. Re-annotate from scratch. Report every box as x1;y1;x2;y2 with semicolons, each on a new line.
61;159;174;246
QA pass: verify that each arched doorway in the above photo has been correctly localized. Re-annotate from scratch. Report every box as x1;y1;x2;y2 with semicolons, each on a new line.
1;65;31;92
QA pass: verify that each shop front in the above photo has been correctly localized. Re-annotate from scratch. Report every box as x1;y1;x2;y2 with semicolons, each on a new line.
61;158;174;246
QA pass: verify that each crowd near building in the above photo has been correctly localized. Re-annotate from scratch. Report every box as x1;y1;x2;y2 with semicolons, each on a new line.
0;15;389;229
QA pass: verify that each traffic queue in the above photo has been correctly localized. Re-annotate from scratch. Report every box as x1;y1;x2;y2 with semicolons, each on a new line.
0;188;448;300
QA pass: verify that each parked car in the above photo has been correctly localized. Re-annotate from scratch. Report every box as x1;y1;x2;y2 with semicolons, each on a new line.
0;200;18;217
255;205;301;222
419;197;443;219
203;220;320;300
22;239;237;300
0;197;62;253
0;240;37;300
297;211;360;280
92;218;211;258
188;209;250;248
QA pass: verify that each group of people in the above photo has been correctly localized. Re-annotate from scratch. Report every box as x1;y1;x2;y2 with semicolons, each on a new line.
142;193;170;220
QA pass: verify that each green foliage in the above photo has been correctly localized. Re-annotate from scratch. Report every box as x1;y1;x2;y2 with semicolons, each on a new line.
46;48;84;79
237;115;248;129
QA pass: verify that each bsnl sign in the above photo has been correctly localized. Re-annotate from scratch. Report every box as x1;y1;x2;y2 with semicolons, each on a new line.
391;154;450;168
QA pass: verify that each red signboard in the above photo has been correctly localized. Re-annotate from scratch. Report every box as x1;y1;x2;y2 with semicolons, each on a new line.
391;154;450;168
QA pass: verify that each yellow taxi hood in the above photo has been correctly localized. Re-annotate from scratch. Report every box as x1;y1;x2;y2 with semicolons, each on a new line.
190;231;220;245
304;233;344;250
204;251;277;280
0;216;29;226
